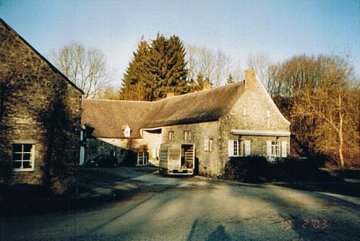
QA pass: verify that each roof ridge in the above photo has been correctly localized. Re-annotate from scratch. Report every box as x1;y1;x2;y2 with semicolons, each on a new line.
154;80;245;103
83;98;152;103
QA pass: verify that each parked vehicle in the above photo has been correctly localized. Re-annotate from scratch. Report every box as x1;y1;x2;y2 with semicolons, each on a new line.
159;143;195;176
85;155;118;168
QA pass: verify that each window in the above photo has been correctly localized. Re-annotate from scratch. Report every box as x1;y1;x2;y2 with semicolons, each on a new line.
137;152;148;166
12;144;34;171
123;125;131;138
204;138;214;152
209;138;214;151
183;130;193;142
188;131;193;141
228;140;251;157
204;138;209;151
242;108;247;116
271;141;281;157
233;140;239;156
168;131;174;141
267;140;287;158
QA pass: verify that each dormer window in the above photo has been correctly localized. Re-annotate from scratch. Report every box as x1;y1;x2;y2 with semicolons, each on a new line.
123;124;131;138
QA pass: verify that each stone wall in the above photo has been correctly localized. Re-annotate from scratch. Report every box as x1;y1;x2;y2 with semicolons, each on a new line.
218;71;291;174
0;20;82;194
161;121;220;176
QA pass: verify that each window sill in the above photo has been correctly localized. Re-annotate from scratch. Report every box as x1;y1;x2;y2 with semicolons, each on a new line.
13;169;35;172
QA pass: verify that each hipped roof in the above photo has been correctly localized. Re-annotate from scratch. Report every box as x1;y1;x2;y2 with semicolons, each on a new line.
81;81;245;138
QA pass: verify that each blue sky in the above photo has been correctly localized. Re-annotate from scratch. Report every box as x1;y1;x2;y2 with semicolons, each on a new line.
1;0;359;86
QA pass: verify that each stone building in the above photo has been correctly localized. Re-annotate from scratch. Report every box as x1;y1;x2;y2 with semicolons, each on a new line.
0;19;83;194
82;70;290;176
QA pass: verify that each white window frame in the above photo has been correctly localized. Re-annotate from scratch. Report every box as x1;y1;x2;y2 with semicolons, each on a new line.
228;139;250;157
209;138;214;151
271;141;281;157
12;143;35;171
168;131;174;141
137;152;148;166
242;108;247;116
183;130;193;142
204;137;214;152
204;138;209;151
233;140;239;156
188;131;193;141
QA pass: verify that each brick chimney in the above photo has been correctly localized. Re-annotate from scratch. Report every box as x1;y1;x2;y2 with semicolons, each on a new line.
244;69;257;90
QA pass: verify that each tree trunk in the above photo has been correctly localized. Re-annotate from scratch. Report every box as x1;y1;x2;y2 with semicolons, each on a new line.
338;108;345;169
338;130;345;169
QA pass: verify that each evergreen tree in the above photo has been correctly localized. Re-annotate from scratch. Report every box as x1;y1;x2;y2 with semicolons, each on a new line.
120;40;150;100
227;73;235;84
120;34;190;101
192;72;213;91
145;34;190;100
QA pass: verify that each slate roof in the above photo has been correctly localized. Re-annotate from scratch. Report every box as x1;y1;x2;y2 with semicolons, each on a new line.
81;81;245;138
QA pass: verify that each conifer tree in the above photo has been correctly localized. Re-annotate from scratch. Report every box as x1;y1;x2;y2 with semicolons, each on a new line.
120;40;150;100
120;34;190;101
145;34;190;100
227;73;234;84
192;72;212;91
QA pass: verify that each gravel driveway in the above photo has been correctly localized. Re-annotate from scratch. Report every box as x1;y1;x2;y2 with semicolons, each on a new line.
1;167;360;241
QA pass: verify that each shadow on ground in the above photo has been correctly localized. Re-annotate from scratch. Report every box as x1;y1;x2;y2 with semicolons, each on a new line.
0;166;159;216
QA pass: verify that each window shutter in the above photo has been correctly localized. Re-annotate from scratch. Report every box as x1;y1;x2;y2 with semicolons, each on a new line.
244;140;251;156
228;140;234;157
281;141;287;157
266;140;272;157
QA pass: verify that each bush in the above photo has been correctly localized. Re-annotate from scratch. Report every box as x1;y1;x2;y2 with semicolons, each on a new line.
224;155;330;183
224;156;269;183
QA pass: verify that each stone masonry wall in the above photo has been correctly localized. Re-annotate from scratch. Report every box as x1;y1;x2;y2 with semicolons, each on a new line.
218;72;291;174
0;21;82;194
161;121;220;176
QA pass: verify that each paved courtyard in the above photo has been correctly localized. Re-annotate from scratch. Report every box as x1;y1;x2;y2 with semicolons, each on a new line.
1;168;360;241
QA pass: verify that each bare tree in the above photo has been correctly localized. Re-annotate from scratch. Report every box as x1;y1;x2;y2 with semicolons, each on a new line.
186;45;233;86
247;52;273;89
293;55;358;169
50;42;109;98
98;85;120;100
271;54;359;169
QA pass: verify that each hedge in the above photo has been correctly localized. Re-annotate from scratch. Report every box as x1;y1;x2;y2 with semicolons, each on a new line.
224;156;330;183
